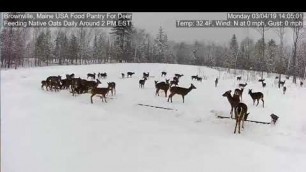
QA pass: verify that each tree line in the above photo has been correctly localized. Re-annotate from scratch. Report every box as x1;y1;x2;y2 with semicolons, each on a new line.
1;13;305;81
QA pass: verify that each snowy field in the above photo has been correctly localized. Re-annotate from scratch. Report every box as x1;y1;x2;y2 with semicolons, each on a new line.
2;63;306;172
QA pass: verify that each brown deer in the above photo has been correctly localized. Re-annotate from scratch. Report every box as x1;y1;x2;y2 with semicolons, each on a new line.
139;77;147;88
248;89;264;107
237;76;241;81
283;86;287;94
234;88;244;101
155;80;170;97
90;85;111;103
222;90;240;118
301;81;304;87
161;71;167;77
262;82;266;88
191;75;198;80
167;84;196;103
87;73;96;79
127;72;135;78
41;80;48;90
215;78;218;87
175;74;184;78
279;80;286;87
258;79;265;82
143;72;149;78
234;103;249;134
121;73;125;78
239;83;247;88
107;82;116;96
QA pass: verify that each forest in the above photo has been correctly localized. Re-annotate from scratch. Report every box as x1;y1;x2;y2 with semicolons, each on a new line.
1;12;306;82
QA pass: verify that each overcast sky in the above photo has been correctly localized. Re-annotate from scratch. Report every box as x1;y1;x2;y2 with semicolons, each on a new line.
132;12;306;45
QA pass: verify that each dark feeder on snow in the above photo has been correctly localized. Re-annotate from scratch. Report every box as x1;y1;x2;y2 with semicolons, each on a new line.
270;114;279;125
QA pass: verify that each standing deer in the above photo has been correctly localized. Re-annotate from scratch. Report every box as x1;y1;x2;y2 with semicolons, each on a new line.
107;82;116;96
234;103;249;134
161;71;167;77
215;78;218;87
222;90;240;118
248;89;264;107
87;73;96;79
139;77;147;88
155;80;170;97
237;76;241;81
167;84;196;103
300;81;303;87
239;83;247;88
283;86;287;94
234;88;244;101
127;72;135;78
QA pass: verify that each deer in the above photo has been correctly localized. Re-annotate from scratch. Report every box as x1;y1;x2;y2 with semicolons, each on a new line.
239;83;247;88
248;89;264;107
46;75;61;83
215;78;218;87
90;85;111;103
258;79;265;82
127;72;135;78
279;80;286;86
107;82;116;96
66;73;75;80
167;84;196;103
191;75;198;80
234;103;249;134
143;72;149;78
262;82;266;88
41;80;48;90
283;86;287;94
237;76;241;81
60;79;72;90
174;74;184;78
139;77;147;88
87;73;96;79
196;77;203;82
155;80;170;97
301;81;304;87
161;71;167;77
286;76;290;79
98;72;107;79
222;90;240;118
234;88;244;101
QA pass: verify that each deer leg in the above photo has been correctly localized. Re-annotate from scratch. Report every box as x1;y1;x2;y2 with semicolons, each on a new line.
165;90;167;97
241;115;245;129
91;94;95;104
234;120;238;134
182;96;185;103
257;99;259;106
253;100;255;105
230;107;233;118
156;89;159;96
262;98;264;108
238;120;241;134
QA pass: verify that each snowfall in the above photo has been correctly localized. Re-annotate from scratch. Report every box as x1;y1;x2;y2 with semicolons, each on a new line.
1;63;306;172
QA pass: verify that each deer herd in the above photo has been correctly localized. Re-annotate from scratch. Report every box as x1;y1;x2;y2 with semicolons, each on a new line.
41;70;304;135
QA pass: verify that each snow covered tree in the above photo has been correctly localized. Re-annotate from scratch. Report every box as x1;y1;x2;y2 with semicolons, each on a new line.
266;39;277;73
153;27;169;63
110;13;133;62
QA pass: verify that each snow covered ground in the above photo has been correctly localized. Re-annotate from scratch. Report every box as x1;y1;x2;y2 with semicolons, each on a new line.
2;63;306;172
